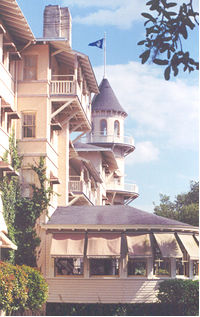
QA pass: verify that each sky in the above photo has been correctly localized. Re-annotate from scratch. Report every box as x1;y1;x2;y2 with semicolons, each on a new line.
17;0;199;213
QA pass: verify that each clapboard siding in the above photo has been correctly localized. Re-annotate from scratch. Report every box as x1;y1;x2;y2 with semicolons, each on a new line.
47;278;161;303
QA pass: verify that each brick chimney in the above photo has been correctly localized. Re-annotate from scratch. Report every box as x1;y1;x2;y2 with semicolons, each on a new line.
43;5;72;46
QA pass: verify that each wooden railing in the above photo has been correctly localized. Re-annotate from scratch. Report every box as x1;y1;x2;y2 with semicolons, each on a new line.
69;177;96;204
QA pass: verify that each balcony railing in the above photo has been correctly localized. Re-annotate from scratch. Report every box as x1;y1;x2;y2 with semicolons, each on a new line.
69;177;96;204
81;133;134;146
50;75;90;117
106;182;139;194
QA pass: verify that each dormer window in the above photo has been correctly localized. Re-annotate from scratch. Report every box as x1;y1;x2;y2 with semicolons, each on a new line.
114;120;120;137
100;119;107;136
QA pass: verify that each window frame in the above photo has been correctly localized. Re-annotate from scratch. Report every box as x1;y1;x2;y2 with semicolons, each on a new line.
153;258;171;277
54;257;84;277
23;55;38;81
22;112;36;138
114;120;120;137
127;258;147;277
176;258;189;277
100;119;107;136
89;258;119;277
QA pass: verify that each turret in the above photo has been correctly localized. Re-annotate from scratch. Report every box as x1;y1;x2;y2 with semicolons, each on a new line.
86;78;138;205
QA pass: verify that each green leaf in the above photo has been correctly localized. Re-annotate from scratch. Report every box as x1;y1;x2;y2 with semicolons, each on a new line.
153;58;169;65
141;12;156;22
139;50;150;64
166;2;177;8
137;40;146;45
164;66;171;80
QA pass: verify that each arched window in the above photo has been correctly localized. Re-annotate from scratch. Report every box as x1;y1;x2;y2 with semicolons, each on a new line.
100;119;107;136
114;120;120;137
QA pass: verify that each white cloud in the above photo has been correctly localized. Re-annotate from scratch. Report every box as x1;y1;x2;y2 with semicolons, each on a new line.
94;62;199;150
125;141;160;165
63;0;146;29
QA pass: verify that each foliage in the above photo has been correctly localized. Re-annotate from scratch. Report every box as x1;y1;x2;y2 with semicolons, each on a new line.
21;265;48;313
0;262;48;316
138;0;199;80
0;261;28;315
157;279;199;315
46;301;199;316
0;131;53;266
153;181;199;226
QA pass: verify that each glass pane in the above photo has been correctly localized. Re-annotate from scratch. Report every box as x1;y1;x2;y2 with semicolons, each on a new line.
55;258;84;275
154;259;170;276
100;120;107;136
128;259;147;276
90;258;119;275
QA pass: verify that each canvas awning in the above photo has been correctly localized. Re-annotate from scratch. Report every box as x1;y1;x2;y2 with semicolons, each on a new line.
178;234;199;260
154;233;182;258
50;233;85;257
87;233;121;258
0;232;17;250
126;234;152;257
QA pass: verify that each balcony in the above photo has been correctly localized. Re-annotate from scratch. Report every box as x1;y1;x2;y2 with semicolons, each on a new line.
83;133;134;146
50;75;91;131
106;182;139;194
69;176;96;205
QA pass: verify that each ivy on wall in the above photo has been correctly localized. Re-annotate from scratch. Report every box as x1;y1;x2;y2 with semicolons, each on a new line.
0;130;53;266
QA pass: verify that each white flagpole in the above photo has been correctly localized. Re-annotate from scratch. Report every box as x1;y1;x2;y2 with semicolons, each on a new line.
104;32;106;78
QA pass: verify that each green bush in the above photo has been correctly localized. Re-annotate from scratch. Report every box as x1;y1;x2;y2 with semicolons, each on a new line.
0;261;28;314
0;261;48;315
157;279;199;315
22;265;48;312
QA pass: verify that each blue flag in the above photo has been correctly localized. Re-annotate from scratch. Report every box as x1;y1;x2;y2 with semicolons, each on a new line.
88;38;104;49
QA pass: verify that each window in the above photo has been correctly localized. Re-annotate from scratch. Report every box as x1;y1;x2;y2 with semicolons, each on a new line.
100;119;107;136
90;258;119;276
154;258;170;276
55;257;84;276
193;261;199;276
22;113;36;138
23;55;37;80
128;259;147;276
114;120;120;137
176;259;189;276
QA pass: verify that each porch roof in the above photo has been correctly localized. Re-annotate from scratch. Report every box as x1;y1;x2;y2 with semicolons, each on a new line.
45;205;197;232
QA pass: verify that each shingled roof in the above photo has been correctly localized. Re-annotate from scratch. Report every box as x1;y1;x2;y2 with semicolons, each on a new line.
46;205;195;230
92;78;127;116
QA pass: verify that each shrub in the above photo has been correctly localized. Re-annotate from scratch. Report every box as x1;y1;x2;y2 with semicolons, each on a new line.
21;265;48;312
0;261;28;314
157;279;199;316
0;262;48;315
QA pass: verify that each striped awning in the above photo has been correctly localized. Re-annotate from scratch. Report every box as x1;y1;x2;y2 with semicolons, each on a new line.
178;234;199;260
87;233;121;258
50;233;85;257
0;232;17;250
154;233;182;258
126;234;152;257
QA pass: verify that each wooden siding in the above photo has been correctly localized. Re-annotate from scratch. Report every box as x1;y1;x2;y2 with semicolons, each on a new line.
47;278;161;303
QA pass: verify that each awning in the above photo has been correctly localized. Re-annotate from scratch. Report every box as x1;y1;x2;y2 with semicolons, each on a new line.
0;232;17;250
50;233;85;257
154;233;182;258
126;234;152;257
178;234;199;260
87;233;121;258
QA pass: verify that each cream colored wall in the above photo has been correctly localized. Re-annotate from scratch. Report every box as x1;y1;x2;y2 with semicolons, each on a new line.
92;112;125;138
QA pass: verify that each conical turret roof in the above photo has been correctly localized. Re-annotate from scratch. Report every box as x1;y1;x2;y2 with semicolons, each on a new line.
92;78;127;116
